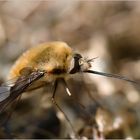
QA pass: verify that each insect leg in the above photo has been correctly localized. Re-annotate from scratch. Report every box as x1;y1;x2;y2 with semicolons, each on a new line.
61;78;101;134
60;78;86;110
82;78;108;111
51;80;77;138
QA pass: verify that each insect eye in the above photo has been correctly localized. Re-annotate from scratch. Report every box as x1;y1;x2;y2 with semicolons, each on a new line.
74;53;82;59
69;53;82;74
79;59;84;65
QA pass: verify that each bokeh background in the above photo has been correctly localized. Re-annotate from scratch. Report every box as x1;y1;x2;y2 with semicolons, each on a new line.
0;1;140;139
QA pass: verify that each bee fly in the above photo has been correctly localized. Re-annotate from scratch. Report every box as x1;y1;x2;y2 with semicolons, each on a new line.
0;41;138;134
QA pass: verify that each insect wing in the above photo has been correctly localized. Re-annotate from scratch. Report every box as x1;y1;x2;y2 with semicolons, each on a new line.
0;82;21;125
1;77;19;87
0;77;20;102
0;70;45;113
0;86;11;102
0;74;31;103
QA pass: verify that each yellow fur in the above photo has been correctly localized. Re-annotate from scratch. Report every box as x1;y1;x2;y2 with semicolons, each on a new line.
9;42;73;80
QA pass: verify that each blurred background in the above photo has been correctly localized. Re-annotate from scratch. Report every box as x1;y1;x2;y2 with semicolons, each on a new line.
0;0;140;139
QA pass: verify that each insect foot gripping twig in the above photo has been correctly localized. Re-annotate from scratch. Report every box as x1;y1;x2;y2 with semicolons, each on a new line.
51;79;79;138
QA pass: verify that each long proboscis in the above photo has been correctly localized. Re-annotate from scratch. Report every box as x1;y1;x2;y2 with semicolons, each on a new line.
84;70;138;85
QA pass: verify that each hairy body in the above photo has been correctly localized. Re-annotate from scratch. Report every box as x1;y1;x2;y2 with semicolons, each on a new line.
8;42;74;89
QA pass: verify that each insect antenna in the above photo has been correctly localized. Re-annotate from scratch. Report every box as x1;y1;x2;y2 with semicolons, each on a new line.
84;70;138;85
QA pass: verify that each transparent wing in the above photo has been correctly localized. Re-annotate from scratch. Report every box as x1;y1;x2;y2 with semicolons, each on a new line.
0;81;22;125
1;76;19;87
1;67;36;87
0;75;29;103
0;70;45;113
0;86;11;102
